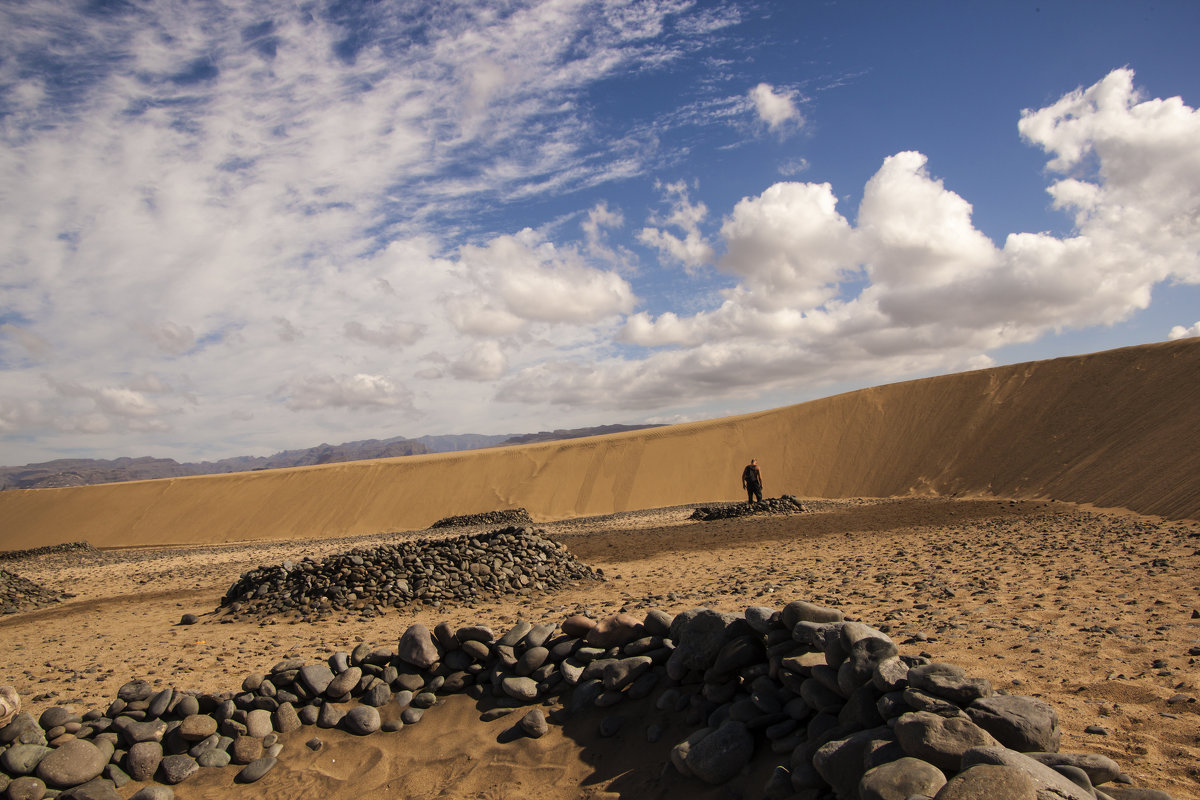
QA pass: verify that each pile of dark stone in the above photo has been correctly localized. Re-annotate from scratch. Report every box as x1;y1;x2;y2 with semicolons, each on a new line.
216;526;602;621
690;495;807;521
429;508;533;528
0;542;95;561
0;569;62;614
1;598;1174;800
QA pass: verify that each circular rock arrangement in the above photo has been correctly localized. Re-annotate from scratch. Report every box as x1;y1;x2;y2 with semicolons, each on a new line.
0;597;1175;799
429;508;533;529
216;526;602;621
690;495;807;521
0;569;63;614
0;542;96;561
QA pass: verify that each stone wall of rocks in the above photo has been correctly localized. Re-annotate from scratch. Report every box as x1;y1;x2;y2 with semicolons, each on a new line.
691;495;807;521
216;527;602;621
429;509;533;528
0;569;62;615
0;542;95;561
0;596;1174;800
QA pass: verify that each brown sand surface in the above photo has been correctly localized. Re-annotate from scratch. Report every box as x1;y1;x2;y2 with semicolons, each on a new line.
1;339;1199;551
2;498;1198;799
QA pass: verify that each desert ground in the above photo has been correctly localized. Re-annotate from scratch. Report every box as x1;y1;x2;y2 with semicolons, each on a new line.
1;496;1198;799
1;340;1199;799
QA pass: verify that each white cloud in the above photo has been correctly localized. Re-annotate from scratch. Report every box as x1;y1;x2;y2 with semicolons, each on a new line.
454;229;636;329
344;321;424;349
749;82;801;132
280;374;412;412
531;69;1200;411
1169;322;1200;340
637;181;716;269
450;341;508;382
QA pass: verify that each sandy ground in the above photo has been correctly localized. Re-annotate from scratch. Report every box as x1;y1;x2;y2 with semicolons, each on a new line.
1;497;1198;799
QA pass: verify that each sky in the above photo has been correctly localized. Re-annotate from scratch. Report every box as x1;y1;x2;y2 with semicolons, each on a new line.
1;0;1199;466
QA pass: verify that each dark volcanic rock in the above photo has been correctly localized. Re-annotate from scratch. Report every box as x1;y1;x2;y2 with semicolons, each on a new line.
429;509;533;528
690;495;805;521
217;527;601;621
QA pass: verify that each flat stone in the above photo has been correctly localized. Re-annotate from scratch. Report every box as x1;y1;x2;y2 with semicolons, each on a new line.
1025;752;1122;786
859;757;947;800
908;663;992;706
117;680;154;703
782;600;844;627
35;738;107;788
235;757;277;784
196;748;231;768
967;695;1060;753
298;664;335;696
502;677;540;702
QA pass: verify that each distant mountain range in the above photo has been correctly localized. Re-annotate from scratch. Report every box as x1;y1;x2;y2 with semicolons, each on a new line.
0;424;662;490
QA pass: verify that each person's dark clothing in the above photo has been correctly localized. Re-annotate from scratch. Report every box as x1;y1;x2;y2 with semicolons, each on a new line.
742;463;763;504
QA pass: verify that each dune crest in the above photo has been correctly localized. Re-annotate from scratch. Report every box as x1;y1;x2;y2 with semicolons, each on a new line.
1;339;1197;550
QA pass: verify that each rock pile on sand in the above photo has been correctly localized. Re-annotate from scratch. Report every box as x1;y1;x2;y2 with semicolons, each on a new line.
216;527;602;621
0;595;1173;800
0;569;62;614
0;542;95;561
690;495;806;521
429;508;533;528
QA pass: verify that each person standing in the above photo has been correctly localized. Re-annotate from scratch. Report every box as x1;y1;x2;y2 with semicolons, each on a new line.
741;458;763;504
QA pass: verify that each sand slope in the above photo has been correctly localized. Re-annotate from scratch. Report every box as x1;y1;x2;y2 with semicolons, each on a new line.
1;339;1198;550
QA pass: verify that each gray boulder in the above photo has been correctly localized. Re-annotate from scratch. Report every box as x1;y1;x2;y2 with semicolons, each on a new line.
35;739;107;789
894;711;1001;773
967;695;1060;753
933;763;1037;799
684;721;754;785
859;757;947;800
960;746;1096;800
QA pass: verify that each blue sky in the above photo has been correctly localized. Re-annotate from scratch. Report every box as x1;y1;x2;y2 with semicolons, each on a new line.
1;0;1198;465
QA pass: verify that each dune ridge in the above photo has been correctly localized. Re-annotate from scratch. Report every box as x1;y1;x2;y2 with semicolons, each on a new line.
1;338;1197;550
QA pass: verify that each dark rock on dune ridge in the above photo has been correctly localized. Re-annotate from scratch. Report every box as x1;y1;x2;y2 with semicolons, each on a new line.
690;495;807;521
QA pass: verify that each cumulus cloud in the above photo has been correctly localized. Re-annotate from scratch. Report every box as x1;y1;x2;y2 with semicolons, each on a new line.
536;68;1200;410
637;181;716;269
453;229;636;332
1169;322;1200;340
749;82;801;132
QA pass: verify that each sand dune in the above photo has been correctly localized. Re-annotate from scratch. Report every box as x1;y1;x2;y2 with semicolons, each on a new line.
1;338;1198;551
